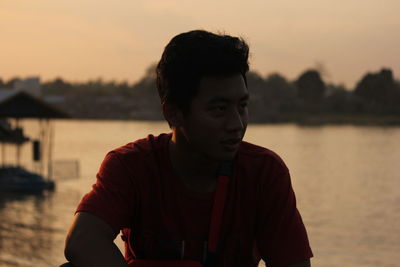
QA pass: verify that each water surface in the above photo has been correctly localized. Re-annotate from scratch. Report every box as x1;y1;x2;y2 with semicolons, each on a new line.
0;120;399;267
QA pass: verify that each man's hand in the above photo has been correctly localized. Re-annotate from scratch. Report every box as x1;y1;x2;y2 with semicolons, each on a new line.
64;212;129;267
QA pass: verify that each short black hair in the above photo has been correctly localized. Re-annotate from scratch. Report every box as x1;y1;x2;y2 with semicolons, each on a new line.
156;30;250;112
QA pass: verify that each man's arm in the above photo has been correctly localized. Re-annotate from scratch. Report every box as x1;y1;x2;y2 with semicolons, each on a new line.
287;259;311;267
64;212;129;267
256;164;313;266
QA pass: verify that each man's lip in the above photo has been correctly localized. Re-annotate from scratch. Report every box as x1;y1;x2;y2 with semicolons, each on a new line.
220;138;242;145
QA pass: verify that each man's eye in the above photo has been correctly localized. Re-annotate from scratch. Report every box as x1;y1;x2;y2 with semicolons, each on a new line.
239;102;248;110
212;106;226;112
209;105;227;116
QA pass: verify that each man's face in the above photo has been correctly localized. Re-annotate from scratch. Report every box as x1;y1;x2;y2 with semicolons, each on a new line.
179;74;249;161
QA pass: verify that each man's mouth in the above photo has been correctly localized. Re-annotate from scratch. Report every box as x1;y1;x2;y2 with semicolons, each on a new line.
221;138;241;144
220;138;241;150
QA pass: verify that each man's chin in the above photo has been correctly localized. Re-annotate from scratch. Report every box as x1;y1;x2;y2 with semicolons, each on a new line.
213;150;238;162
201;147;239;163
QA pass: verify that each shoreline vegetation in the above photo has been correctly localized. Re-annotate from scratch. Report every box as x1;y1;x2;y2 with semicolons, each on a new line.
1;65;399;126
66;114;400;126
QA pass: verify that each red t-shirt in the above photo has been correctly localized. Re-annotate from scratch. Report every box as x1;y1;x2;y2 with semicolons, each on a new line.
77;133;313;267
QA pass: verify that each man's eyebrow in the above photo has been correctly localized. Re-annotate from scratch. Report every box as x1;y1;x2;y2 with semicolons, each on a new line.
208;94;249;104
208;97;229;104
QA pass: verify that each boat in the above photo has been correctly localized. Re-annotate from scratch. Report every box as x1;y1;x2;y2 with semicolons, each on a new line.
0;166;55;193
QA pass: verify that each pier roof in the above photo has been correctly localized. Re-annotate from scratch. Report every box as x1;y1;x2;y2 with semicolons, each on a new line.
0;90;69;119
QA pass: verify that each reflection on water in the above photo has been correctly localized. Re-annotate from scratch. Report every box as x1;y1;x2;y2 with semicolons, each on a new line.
0;189;83;267
0;192;55;266
0;120;399;267
247;125;400;266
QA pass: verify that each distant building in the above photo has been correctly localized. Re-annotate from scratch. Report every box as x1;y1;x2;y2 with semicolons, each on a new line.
43;95;65;104
14;77;41;97
1;76;65;104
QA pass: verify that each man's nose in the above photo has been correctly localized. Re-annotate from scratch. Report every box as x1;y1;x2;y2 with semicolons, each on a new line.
225;108;245;132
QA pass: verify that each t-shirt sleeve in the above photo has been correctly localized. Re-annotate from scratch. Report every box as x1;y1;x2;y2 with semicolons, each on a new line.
256;159;313;267
76;151;137;233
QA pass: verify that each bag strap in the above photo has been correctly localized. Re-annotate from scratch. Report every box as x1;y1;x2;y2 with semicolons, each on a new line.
124;161;232;266
205;162;232;265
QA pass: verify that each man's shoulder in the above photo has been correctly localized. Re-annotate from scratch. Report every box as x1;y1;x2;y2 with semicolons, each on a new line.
110;133;170;161
238;140;288;173
238;140;282;159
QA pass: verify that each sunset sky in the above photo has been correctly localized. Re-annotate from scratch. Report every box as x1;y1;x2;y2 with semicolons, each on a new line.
1;0;399;88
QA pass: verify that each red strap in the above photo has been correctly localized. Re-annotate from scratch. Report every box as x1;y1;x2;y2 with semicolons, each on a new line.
207;174;229;253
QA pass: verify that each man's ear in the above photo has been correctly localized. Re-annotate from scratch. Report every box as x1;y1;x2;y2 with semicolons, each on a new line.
162;103;184;127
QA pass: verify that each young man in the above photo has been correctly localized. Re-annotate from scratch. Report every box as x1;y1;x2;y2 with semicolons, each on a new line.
64;30;313;267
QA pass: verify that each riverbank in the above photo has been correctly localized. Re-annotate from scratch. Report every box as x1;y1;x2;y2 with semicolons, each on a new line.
60;114;400;126
276;113;400;126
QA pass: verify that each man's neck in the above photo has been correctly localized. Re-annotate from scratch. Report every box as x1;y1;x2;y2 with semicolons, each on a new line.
168;131;219;192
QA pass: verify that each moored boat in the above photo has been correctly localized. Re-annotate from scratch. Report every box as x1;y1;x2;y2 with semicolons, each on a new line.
0;166;55;193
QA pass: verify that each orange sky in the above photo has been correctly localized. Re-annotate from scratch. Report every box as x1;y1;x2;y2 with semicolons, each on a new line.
1;0;399;88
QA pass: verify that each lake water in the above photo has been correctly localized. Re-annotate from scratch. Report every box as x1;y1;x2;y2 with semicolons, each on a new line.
0;120;399;267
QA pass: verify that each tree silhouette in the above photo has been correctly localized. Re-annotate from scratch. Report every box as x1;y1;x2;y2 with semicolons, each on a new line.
265;73;296;112
42;77;73;95
295;70;325;103
130;63;163;120
324;85;350;113
246;71;268;122
3;65;398;123
354;68;397;105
